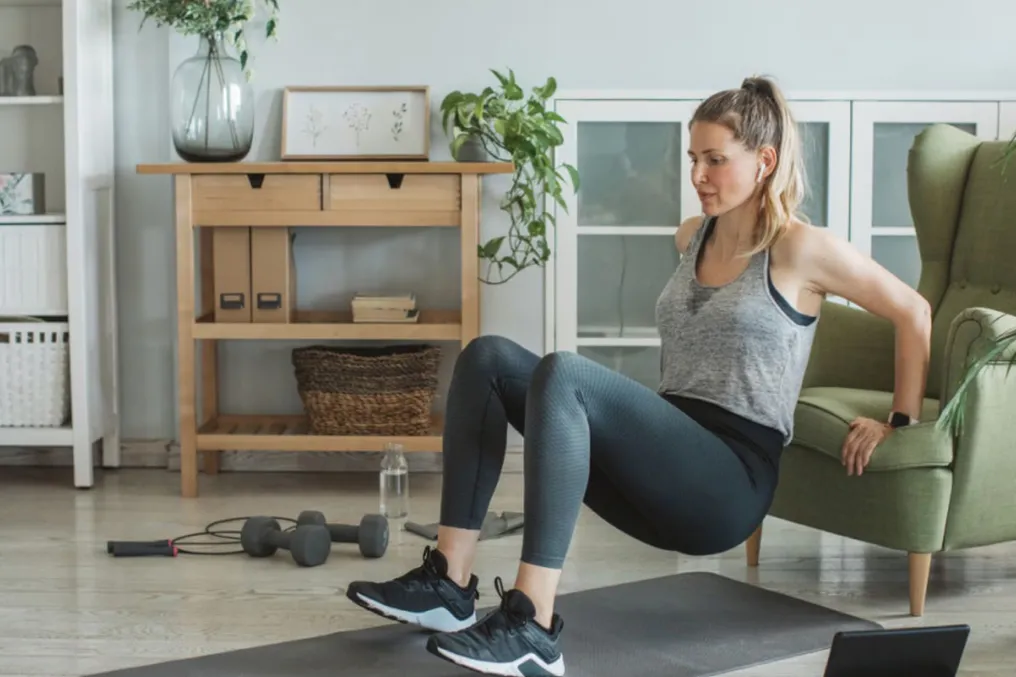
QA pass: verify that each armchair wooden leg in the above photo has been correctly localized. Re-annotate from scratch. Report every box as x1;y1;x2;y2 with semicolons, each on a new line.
908;552;932;616
746;525;762;567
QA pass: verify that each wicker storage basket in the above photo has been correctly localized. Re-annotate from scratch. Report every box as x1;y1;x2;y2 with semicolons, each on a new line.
292;344;441;436
0;317;70;427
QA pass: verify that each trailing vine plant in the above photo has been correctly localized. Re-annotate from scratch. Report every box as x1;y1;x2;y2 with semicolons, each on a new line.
440;69;580;285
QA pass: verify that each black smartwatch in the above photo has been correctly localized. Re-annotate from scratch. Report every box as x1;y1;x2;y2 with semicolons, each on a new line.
887;411;918;429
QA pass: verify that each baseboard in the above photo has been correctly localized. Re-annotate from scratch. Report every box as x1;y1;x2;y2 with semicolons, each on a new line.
0;440;525;473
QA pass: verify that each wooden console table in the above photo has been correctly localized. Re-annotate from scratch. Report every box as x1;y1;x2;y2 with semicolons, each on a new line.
136;161;514;497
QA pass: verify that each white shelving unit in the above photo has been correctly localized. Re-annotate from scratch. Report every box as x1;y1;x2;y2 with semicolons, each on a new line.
0;0;119;488
546;90;1016;385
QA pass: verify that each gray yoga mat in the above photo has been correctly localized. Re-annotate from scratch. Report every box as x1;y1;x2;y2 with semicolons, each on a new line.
87;571;880;677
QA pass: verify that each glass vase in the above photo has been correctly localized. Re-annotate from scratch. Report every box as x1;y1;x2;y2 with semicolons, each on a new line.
170;34;255;162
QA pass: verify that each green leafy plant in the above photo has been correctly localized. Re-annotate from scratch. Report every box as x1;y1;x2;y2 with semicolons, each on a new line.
126;0;280;76
440;69;579;285
938;321;1016;436
1001;129;1016;172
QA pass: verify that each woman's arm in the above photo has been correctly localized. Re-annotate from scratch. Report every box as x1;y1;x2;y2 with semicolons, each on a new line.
796;226;933;474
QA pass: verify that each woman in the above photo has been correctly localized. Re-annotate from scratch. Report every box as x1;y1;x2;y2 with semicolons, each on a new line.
345;75;932;677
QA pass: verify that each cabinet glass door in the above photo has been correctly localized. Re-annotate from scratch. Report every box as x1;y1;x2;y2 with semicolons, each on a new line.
850;102;1000;294
789;101;852;305
553;99;699;362
788;101;851;243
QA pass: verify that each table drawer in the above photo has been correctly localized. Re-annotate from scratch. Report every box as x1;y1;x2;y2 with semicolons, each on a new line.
326;174;460;224
193;175;322;212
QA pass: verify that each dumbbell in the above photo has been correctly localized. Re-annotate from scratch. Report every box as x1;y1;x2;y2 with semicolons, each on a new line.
296;510;389;558
240;516;331;567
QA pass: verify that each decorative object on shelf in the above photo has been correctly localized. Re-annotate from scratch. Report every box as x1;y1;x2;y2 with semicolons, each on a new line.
125;0;282;162
170;33;255;161
0;45;38;97
0;173;46;216
351;291;419;323
440;69;580;284
281;86;430;160
291;344;441;436
0;317;70;428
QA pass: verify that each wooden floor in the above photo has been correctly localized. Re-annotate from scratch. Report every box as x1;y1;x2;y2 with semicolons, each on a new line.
1;467;1014;677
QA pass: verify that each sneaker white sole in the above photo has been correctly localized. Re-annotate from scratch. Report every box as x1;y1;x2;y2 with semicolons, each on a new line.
433;646;566;677
353;592;476;633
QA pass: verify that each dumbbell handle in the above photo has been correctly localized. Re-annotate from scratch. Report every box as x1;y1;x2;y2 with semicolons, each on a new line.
326;524;359;542
265;529;295;548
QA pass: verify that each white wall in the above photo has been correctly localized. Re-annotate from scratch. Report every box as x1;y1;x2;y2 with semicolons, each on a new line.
113;0;1016;443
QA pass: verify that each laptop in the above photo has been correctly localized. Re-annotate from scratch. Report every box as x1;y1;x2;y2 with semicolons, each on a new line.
823;624;970;677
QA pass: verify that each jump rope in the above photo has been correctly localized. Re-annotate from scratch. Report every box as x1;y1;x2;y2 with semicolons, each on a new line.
105;515;299;557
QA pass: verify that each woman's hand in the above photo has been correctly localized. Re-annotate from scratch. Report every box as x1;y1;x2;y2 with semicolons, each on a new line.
842;417;892;476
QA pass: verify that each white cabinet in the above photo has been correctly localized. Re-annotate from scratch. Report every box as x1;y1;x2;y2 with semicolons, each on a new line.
0;0;119;489
552;99;699;386
791;100;853;243
849;102;999;290
549;91;1015;360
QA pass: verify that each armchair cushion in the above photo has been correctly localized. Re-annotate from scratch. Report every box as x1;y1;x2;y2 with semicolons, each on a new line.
793;387;950;471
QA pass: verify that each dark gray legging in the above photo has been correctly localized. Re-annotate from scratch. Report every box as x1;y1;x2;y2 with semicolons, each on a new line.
438;335;780;569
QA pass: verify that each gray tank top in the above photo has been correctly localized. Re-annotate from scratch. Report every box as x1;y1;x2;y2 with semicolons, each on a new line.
655;217;818;445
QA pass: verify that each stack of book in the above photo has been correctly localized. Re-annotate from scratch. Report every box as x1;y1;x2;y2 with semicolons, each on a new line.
350;291;419;323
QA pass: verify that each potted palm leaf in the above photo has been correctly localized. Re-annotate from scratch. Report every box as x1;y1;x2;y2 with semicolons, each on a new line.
937;131;1016;436
440;69;579;285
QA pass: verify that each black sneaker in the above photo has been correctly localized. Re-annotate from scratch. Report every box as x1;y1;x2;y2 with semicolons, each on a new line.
425;577;565;676
345;546;479;632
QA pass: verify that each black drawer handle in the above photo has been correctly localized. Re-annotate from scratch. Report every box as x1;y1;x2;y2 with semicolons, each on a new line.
257;293;282;310
219;293;245;309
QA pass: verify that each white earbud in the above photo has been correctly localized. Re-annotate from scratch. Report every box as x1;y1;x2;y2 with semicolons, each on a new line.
756;162;766;183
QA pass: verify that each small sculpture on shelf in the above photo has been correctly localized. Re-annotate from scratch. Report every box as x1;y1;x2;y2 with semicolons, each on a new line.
0;45;39;97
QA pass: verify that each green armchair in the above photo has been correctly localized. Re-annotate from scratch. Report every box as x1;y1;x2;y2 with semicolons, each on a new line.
747;123;1016;616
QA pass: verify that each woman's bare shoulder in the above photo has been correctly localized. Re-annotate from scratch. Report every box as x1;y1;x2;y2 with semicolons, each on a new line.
675;215;705;254
771;218;849;292
772;218;831;260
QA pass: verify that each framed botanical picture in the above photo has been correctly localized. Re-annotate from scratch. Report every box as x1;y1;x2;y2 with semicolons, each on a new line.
281;85;430;160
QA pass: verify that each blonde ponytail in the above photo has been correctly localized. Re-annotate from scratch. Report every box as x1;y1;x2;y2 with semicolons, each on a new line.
691;75;807;254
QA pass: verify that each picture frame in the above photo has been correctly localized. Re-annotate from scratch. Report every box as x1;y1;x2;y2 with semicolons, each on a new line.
0;173;46;216
280;85;430;161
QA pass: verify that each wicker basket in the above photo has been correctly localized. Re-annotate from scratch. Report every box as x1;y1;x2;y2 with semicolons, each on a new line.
0;317;70;427
292;344;441;436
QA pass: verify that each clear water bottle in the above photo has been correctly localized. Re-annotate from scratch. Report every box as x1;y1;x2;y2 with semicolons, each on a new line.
380;442;409;519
